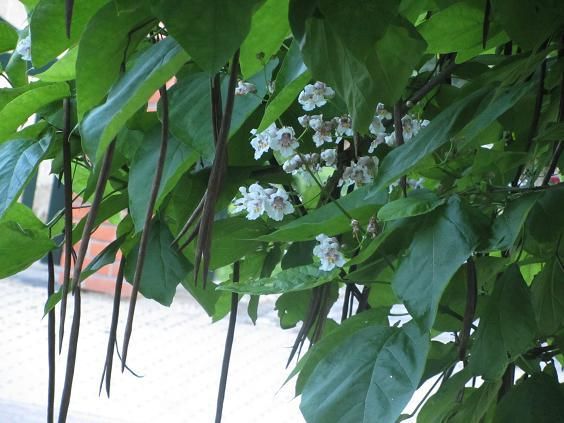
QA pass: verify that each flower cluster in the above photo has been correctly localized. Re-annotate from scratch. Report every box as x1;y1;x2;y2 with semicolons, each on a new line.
282;153;320;175
313;234;346;271
250;124;299;160
232;183;294;221
339;156;379;188
298;81;335;111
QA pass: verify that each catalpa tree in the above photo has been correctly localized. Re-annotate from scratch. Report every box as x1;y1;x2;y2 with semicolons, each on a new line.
1;0;564;422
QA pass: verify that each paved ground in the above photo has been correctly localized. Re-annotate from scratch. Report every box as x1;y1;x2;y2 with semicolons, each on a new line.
0;264;304;423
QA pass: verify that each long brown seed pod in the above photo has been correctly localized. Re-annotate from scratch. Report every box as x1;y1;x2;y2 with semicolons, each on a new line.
47;251;56;423
121;85;170;371
58;142;116;422
99;256;126;397
194;51;240;287
214;261;240;423
59;97;74;353
65;0;74;38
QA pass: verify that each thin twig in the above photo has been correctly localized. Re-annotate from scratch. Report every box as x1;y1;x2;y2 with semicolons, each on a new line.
121;85;170;371
47;252;56;423
404;60;457;112
59;97;74;353
58;142;116;422
458;257;477;364
99;256;126;397
214;261;240;423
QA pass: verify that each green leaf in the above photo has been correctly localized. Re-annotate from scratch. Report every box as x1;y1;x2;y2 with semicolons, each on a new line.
30;0;108;67
491;0;564;51
0;203;56;279
262;184;388;242
487;192;542;251
0;135;51;219
240;0;289;78
125;220;192;306
531;258;564;336
71;192;128;243
289;308;388;394
298;3;425;131
80;37;189;163
219;264;338;295
275;290;311;330
0;19;18;53
0;83;70;140
418;369;472;423
300;321;430;423
535;122;564;142
76;2;155;119
181;276;231;320
128;127;198;232
151;0;263;73
43;288;62;317
418;1;508;60
377;190;444;222
494;373;564;422
470;265;537;380
35;47;78;82
524;187;564;257
258;40;310;131
392;197;481;330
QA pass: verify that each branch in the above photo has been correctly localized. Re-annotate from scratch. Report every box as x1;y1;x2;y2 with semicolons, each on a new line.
404;60;457;113
458;257;477;363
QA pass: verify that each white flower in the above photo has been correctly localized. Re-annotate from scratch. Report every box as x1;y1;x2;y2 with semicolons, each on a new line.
235;81;257;96
313;234;346;271
298;115;310;128
376;103;392;120
408;177;425;189
308;115;333;146
267;80;276;94
369;116;385;136
232;183;268;220
264;187;294;221
15;35;31;62
401;115;420;141
250;124;277;160
282;153;319;175
368;133;386;153
320;149;337;167
334;115;353;142
339;157;378;188
385;132;396;147
298;81;335;111
271;126;299;157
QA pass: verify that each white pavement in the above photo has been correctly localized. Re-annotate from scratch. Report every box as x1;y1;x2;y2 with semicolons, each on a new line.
0;264;304;423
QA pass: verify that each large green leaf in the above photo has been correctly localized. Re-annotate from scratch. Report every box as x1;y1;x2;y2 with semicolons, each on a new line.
392;197;481;330
128;127;198;232
300;321;430;423
258;40;310;131
219;264;338;295
531;258;564;336
0;203;56;279
80;237;123;282
166;60;276;159
80;37;189;163
0;83;70;140
494;373;564;422
0;135;51;220
491;0;564;51
296;0;425;131
240;0;289;78
76;2;155;119
418;0;507;61
181;276;231;321
261;184;388;242
470;265;537;380
35;47;78;82
30;0;108;67
524;186;564;257
151;0;263;73
125;220;192;306
289;308;388;394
